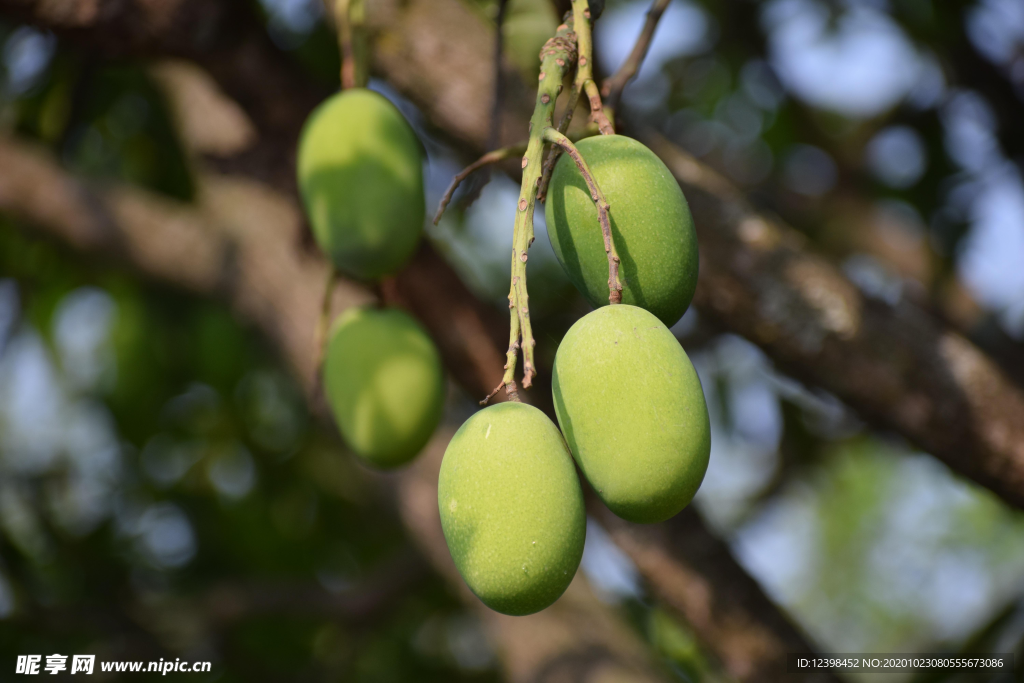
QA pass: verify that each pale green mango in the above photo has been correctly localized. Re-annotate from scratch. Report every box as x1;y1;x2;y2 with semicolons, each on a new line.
298;89;425;280
545;135;698;327
552;305;710;523
323;307;444;468
438;402;585;615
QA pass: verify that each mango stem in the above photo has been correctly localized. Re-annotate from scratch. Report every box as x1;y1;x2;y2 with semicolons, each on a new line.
541;128;622;305
433;143;527;225
479;25;578;405
538;0;611;202
333;0;366;90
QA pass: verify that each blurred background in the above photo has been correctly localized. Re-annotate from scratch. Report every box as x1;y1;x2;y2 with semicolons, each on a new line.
1;0;1024;680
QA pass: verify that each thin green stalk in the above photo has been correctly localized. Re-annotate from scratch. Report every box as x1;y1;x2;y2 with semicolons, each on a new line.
334;0;366;90
483;26;577;403
571;0;614;135
542;128;622;303
538;0;612;201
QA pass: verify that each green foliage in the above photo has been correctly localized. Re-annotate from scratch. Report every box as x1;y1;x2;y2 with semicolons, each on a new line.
438;402;585;616
546;135;698;327
553;305;710;524
298;89;426;280
323;306;446;468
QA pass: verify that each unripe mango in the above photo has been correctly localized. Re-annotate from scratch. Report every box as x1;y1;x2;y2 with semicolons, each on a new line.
552;305;710;523
298;89;425;280
438;402;585;615
323;307;444;468
545;135;698;327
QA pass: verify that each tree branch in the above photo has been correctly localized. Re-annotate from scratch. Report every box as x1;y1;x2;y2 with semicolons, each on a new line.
592;503;831;683
600;0;670;110
645;132;1024;509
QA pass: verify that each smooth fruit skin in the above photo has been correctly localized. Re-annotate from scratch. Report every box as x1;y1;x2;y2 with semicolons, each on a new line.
323;307;444;468
552;305;710;524
298;89;425;280
545;135;698;327
438;402;585;616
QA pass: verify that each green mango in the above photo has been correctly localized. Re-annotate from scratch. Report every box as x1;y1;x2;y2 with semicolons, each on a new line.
545;135;698;327
323;306;444;468
298;89;425;281
438;402;585;615
552;305;710;523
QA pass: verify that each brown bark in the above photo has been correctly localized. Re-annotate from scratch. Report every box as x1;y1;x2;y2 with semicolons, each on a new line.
593;503;831;683
644;135;1024;508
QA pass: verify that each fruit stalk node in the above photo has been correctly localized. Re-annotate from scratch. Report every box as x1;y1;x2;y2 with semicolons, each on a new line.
538;0;612;201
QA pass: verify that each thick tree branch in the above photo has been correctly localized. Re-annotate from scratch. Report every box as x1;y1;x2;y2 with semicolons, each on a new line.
592;504;832;683
358;0;1024;511
645;133;1024;509
0;136;362;385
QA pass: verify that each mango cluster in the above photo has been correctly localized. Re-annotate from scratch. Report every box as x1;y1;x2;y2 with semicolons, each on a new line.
439;135;711;616
298;89;444;468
